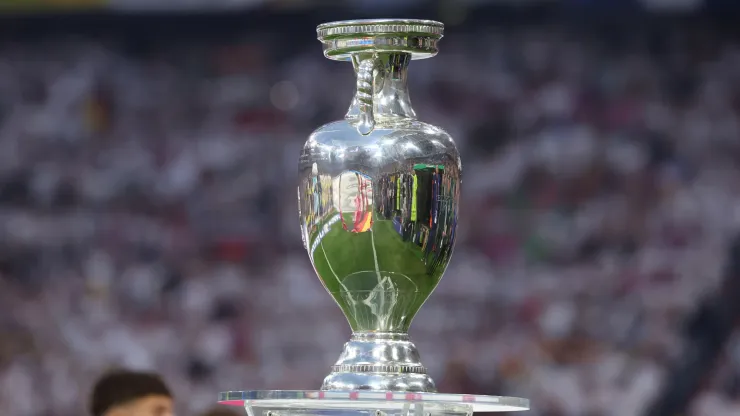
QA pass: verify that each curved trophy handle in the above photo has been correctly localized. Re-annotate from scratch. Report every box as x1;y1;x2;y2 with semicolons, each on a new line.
354;55;379;136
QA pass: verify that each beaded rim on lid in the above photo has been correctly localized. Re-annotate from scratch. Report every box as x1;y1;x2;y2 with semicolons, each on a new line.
316;19;444;61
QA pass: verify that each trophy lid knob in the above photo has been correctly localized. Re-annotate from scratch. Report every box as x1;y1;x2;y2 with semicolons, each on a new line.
317;19;444;61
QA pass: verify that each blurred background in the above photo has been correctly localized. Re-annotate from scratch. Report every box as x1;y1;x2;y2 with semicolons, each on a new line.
2;0;740;415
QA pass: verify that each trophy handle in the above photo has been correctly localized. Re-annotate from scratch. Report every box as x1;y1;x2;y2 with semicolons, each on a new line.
353;54;380;135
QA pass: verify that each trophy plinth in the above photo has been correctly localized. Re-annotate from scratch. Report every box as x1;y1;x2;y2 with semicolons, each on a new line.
220;19;529;414
219;391;530;415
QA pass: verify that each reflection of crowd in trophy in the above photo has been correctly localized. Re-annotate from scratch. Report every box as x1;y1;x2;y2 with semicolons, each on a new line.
376;163;458;274
338;172;373;233
303;163;334;234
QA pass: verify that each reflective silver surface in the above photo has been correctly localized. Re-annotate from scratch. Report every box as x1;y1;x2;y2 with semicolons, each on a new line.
321;332;435;392
218;390;530;413
299;19;459;392
317;19;443;61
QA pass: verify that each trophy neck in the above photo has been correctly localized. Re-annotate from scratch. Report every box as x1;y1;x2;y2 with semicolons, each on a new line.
346;52;416;133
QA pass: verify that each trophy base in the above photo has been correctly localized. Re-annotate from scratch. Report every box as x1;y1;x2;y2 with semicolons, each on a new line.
321;332;436;392
218;391;530;414
321;372;436;394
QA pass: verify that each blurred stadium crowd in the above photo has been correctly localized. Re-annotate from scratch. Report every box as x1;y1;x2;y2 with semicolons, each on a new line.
2;11;740;416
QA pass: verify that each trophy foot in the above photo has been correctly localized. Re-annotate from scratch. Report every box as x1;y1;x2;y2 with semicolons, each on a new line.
321;371;436;393
321;332;437;392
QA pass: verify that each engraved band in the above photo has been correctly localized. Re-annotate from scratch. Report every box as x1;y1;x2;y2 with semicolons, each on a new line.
318;23;444;40
331;364;428;374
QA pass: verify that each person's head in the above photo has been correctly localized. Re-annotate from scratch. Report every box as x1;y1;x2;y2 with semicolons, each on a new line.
89;370;174;416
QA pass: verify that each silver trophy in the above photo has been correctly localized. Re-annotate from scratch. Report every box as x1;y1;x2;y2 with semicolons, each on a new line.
221;19;529;415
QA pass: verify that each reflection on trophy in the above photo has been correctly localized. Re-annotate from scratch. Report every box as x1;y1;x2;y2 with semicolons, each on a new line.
221;19;529;415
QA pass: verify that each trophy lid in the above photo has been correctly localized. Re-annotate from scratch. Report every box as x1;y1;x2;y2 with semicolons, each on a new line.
317;19;444;61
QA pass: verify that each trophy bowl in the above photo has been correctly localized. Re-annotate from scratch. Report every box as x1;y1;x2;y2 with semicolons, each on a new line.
221;19;529;415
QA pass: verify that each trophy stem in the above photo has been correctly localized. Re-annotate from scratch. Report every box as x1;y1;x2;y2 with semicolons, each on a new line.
321;331;437;392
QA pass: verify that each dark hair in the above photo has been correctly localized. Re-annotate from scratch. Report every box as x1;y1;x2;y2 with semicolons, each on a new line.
89;370;172;416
